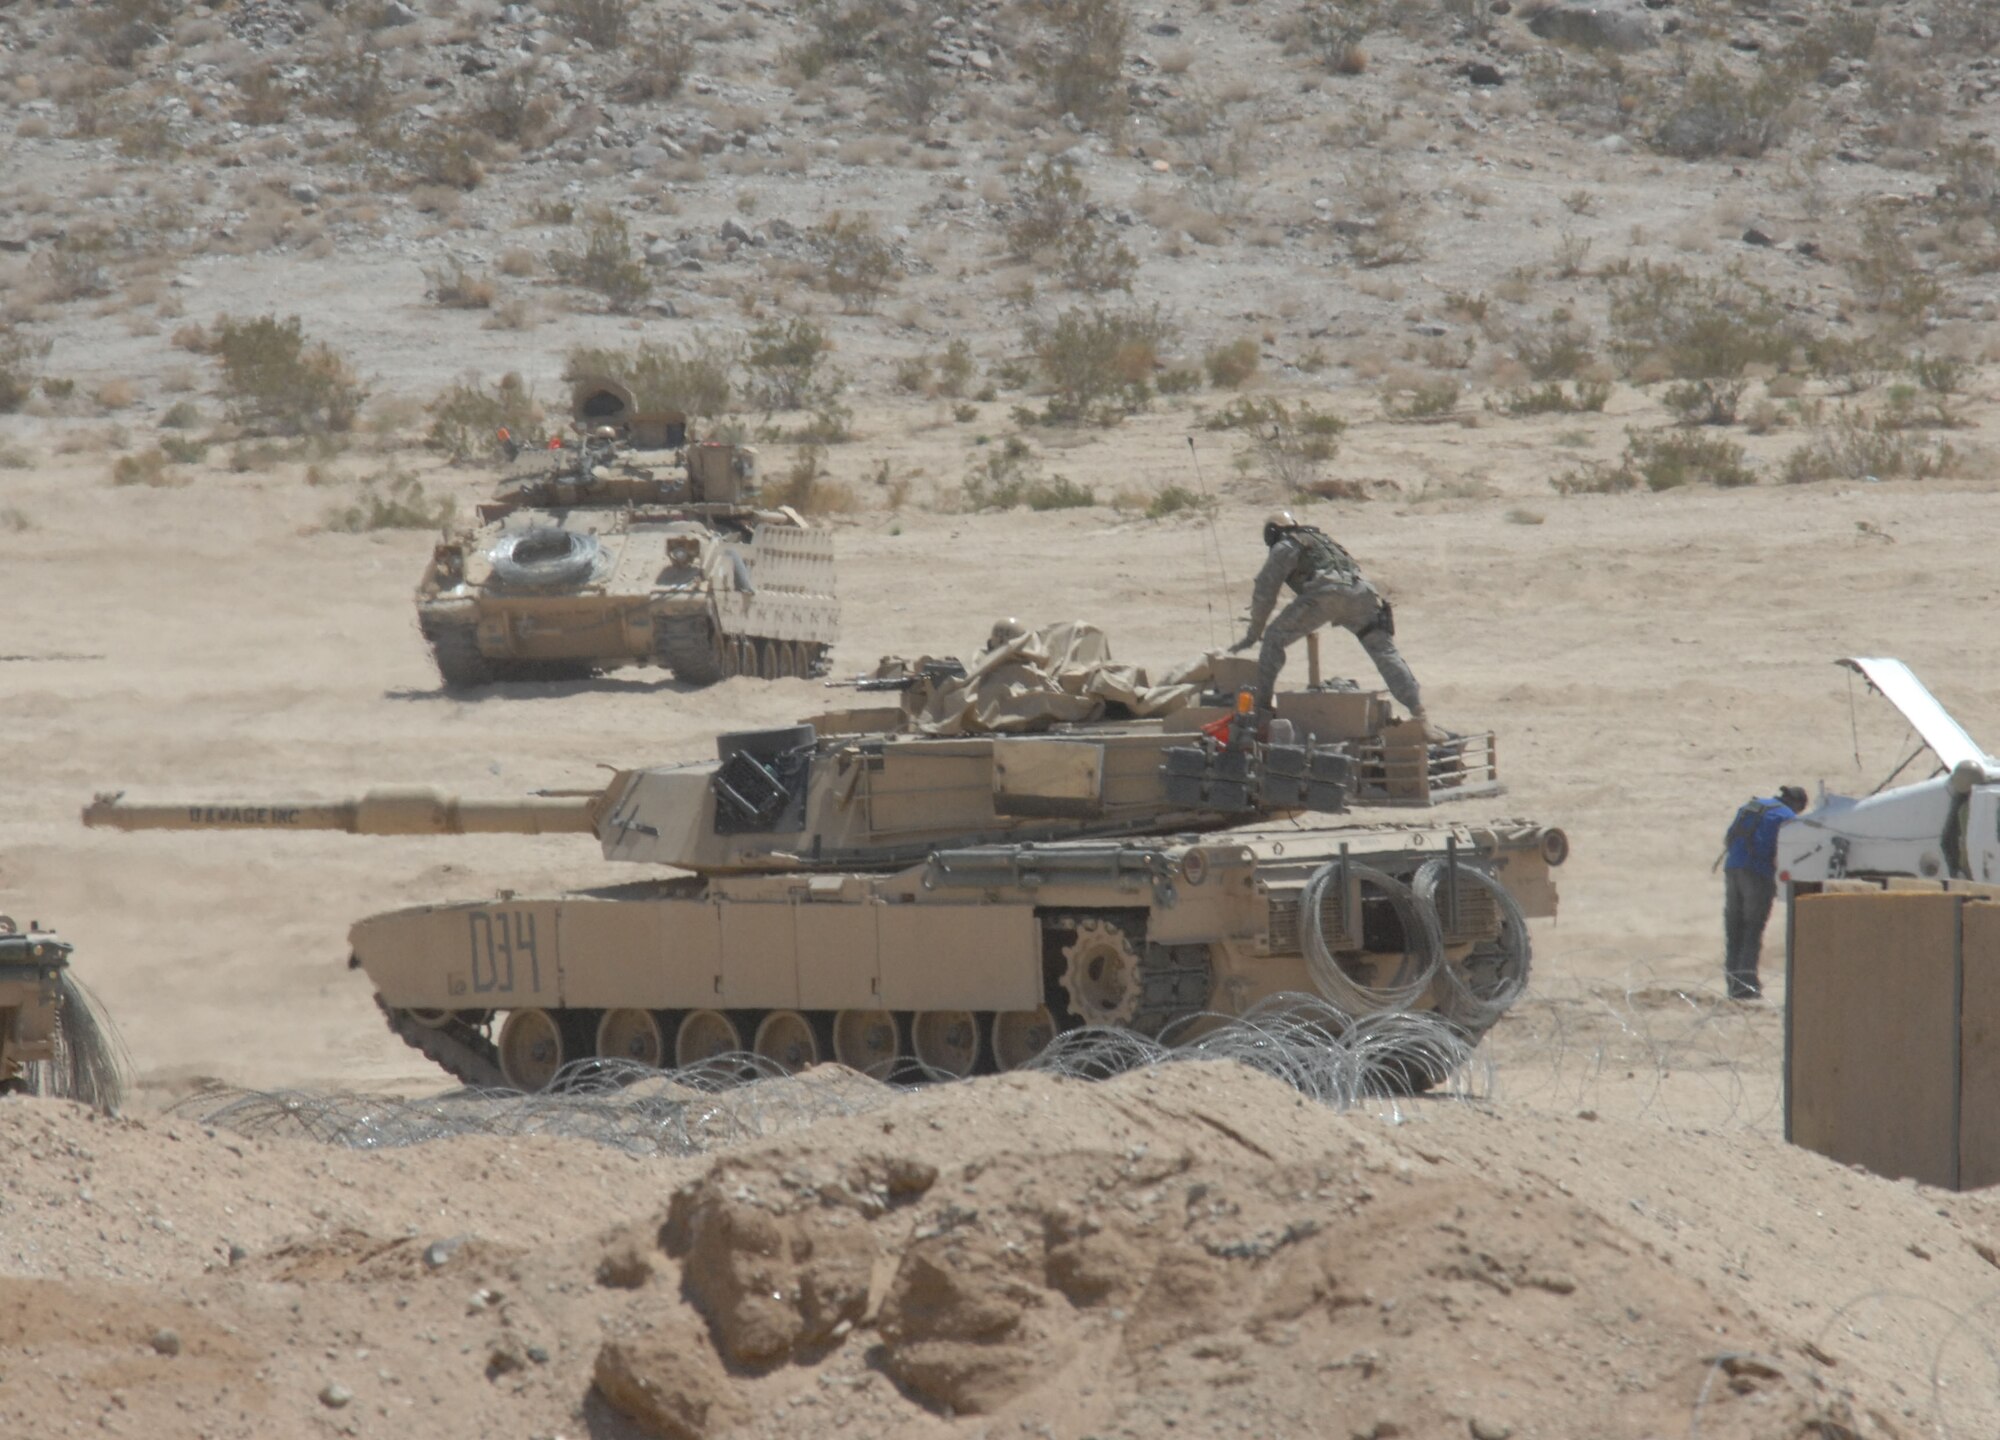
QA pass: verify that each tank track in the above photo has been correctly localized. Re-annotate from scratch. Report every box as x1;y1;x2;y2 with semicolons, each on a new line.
1131;941;1217;1038
375;995;505;1088
655;614;725;685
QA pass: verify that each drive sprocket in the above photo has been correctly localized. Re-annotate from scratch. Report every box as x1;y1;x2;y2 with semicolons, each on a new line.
1058;917;1144;1027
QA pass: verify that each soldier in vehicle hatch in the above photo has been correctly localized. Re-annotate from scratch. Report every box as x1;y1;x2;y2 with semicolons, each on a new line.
1230;510;1429;727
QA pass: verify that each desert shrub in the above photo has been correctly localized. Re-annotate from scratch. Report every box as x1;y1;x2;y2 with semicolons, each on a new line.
1804;334;1894;396
1340;157;1427;267
1031;0;1130;131
427;373;543;463
775;402;856;445
933;339;976;398
80;0;171;68
1205;338;1260;390
545;0;633;47
0;327;49;413
1781;409;1964;483
881;34;945;127
1291;0;1379;74
563;339;736;419
1846;212;1942;330
158;399;202;430
1384;374;1464;420
1619;429;1758;490
158;434;209;464
38;233;112;303
323;469;456;532
1005;163;1136;293
401;122;486;190
1662;379;1745;427
1251;401;1347;492
745;318;843;412
1145;484;1210;519
895;340;976;398
235;65;293;126
1489;381;1610;416
1381;378;1461;421
1931;0;2000;52
618;23;695;101
1019;304;1174;425
1524;50;1651;141
1608;265;1803;380
958;437;1095;510
1653;65;1794;159
210;314;368;436
548;211;652;313
472;65;562;149
423;261;495;310
812;213;898;313
769;445;860;513
1513;312;1597;381
1781;12;1877;80
311;42;392;129
109;448;179;487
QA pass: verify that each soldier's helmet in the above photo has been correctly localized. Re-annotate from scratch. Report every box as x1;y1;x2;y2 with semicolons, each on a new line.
1262;509;1300;547
985;617;1028;652
590;425;618;441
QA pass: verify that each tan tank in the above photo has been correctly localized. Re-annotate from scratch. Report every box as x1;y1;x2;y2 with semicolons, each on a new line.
0;916;125;1109
83;692;1566;1092
418;438;839;688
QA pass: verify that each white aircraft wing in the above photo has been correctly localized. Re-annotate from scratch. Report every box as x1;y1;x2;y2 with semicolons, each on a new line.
1838;657;1990;771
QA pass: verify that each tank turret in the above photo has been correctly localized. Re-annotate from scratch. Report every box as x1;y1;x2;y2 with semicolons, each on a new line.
84;719;1360;873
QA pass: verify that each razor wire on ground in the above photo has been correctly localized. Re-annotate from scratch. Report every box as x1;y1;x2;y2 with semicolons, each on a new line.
1486;951;1786;1134
174;992;1494;1156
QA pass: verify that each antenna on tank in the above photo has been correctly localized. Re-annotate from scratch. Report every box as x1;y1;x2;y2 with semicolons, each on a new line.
1186;436;1234;650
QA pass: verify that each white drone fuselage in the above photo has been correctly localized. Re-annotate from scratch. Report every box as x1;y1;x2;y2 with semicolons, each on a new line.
1776;658;2000;886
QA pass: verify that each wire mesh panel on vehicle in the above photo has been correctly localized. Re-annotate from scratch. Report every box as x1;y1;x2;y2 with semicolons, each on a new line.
1430;880;1501;946
1266;884;1346;955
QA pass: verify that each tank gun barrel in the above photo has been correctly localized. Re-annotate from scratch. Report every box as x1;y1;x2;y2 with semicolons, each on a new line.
82;787;602;837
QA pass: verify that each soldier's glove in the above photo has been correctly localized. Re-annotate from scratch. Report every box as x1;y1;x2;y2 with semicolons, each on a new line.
1227;635;1257;654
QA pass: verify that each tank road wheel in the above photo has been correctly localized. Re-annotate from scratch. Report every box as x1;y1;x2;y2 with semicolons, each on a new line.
428;625;497;691
675;1009;744;1068
991;1007;1057;1070
756;639;780;680
832;1009;901;1076
596;1008;668;1068
772;641;796;679
719;633;740;679
752;1010;823;1073
498;1008;569;1092
406;1008;453;1029
912;1010;981;1079
1059;918;1143;1028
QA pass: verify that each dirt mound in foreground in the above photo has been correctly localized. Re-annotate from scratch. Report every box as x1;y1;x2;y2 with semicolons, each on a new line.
5;1061;1996;1439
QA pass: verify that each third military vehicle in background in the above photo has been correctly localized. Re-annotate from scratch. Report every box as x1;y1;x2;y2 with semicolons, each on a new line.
1;916;125;1110
417;373;839;691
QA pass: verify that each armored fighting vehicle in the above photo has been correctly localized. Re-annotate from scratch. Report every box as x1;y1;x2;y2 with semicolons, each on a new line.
84;687;1567;1093
0;916;125;1110
418;436;839;689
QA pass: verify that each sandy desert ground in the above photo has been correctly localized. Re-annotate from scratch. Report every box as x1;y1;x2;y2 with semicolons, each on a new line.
10;0;2000;1435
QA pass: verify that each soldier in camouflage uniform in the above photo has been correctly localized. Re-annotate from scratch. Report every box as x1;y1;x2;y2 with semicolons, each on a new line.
1229;511;1427;722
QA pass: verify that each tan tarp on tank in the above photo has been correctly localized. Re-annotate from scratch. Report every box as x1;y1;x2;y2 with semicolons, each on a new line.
888;622;1209;735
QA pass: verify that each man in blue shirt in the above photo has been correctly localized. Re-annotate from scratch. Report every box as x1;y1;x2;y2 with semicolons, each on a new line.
1722;785;1808;999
